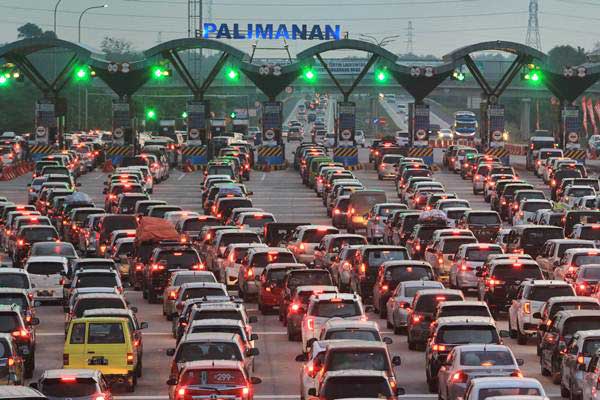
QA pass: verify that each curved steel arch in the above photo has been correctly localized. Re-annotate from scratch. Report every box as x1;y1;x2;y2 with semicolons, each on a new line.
296;39;399;64
0;37;100;60
143;38;249;62
443;40;547;63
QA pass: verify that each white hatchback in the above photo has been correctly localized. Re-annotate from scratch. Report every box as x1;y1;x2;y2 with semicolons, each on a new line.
25;256;68;302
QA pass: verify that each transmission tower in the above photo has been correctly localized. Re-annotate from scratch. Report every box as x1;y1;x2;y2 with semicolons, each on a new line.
526;0;542;50
206;0;213;21
188;0;203;79
405;21;414;54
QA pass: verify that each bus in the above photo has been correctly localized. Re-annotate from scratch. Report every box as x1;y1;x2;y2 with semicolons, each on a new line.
452;111;478;138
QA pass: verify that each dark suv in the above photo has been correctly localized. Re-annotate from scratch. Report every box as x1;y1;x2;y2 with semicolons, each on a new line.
0;304;39;378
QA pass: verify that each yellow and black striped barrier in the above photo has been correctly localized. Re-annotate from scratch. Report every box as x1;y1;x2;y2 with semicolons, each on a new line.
106;146;134;156
485;148;510;158
257;146;284;158
30;145;57;154
407;148;433;157
564;149;586;160
181;146;207;156
333;147;359;157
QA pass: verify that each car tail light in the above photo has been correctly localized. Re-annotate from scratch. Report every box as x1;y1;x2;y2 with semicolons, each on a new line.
135;263;144;271
578;354;586;365
12;329;29;338
523;302;531;314
432;344;446;351
151;264;165;271
438;256;443;265
17;239;24;247
307;317;314;330
299;242;305;251
359;263;366;275
451;371;467;383
511;370;524;378
246;268;254;278
290;303;300;312
169;290;177;300
7;357;14;367
242;387;250;397
412;314;422;323
381;284;389;292
486;277;503;286
61;376;76;382
126;352;134;365
191;263;205;270
333;208;340;215
95;395;106;400
177;387;186;398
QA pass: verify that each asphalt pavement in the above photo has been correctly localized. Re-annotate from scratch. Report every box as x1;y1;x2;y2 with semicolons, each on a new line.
0;144;567;400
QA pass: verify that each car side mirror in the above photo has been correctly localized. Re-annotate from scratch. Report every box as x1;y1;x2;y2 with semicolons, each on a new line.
247;191;253;196
130;307;138;313
307;338;317;349
30;317;40;326
246;348;259;357
166;378;177;386
29;382;38;389
179;316;186;324
102;188;107;194
499;330;510;338
392;355;402;366
396;387;406;396
26;183;31;187
295;353;308;362
249;316;258;323
383;336;393;345
140;322;149;329
539;324;547;332
308;388;317;396
166;348;175;356
364;305;374;313
251;376;262;385
533;312;541;319
580;363;587;371
516;358;525;366
250;333;258;341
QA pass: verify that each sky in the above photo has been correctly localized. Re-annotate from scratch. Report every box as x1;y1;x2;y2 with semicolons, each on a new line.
0;0;599;57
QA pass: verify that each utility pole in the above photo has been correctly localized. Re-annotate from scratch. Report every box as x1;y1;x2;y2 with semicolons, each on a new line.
526;0;542;50
405;21;414;54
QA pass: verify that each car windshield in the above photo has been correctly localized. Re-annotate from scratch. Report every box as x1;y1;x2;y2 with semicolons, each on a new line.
479;388;541;399
564;317;600;337
41;378;98;397
528;286;574;301
181;287;226;300
312;300;361;318
75;298;125;317
27;262;64;275
31;243;76;257
0;294;27;309
325;330;379;341
0;313;19;332
288;271;332;288
385;266;433;282
322;377;392;399
0;273;28;289
460;350;514;366
439;306;490;318
574;254;600;266
329;350;387;371
466;248;503;262
178;342;242;362
23;228;57;242
75;274;118;288
442;238;477;254
416;294;464;313
437;326;499;344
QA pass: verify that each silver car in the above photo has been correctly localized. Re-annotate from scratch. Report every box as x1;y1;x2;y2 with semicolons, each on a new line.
561;329;600;400
437;344;524;400
449;244;503;291
386;280;444;334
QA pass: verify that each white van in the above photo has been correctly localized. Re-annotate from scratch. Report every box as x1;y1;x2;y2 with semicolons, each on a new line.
25;256;68;303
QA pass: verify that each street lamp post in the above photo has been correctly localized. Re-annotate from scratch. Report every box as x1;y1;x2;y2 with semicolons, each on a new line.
78;4;108;43
53;0;63;35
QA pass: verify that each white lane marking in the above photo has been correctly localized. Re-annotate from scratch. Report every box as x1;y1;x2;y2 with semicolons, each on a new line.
260;173;266;181
177;173;186;181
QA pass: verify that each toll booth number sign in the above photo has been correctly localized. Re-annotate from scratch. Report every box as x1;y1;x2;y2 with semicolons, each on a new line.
263;103;282;129
35;101;56;128
112;102;131;129
187;102;207;129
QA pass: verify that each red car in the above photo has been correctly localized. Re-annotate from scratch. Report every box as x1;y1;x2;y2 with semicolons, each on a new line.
257;263;305;314
168;360;261;400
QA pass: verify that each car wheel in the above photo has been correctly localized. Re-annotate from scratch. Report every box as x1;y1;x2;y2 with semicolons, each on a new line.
570;383;582;400
24;353;34;379
541;361;550;376
561;382;570;398
427;372;437;393
508;318;517;339
136;360;143;378
379;300;387;319
408;335;417;351
517;327;528;345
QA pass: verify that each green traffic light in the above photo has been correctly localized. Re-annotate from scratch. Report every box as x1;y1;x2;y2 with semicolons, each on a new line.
146;109;156;120
375;68;389;83
0;75;8;86
151;66;171;80
225;68;239;81
303;68;316;83
530;72;540;81
182;111;188;118
230;112;237;119
74;66;90;82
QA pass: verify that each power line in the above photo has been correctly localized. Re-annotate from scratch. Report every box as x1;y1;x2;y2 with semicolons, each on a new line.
122;0;482;5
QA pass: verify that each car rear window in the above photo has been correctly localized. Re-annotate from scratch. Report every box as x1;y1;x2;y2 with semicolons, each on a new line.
523;202;552;212
415;294;463;313
322;376;392;399
459;350;514;366
328;350;387;371
404;285;443;297
437;325;499;344
577;227;600;241
479;388;541;398
442;238;477;254
23;228;58;242
252;252;295;268
0;313;19;332
178;342;242;363
241;215;275;227
438;306;490;318
194;310;241;321
181;287;226;301
527;286;574;302
158;250;200;269
88;322;125;344
0;294;27;310
367;249;408;267
329;237;366;252
465;248;502;262
385;265;433;282
102;216;137;231
27;262;64;275
75;261;115;271
288;271;332;288
75;298;125;317
0;273;28;289
522;228;564;245
563;317;600;337
325;330;379;341
493;264;543;281
41;378;98;397
582;268;600;280
302;228;339;243
312;300;361;318
220;233;261;246
574;254;600;267
31;243;76;257
75;274;118;288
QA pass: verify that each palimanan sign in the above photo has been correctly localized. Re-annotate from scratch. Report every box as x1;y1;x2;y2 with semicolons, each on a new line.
200;23;341;41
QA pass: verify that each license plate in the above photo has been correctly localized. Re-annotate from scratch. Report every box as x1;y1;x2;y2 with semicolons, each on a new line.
88;356;108;365
37;290;54;296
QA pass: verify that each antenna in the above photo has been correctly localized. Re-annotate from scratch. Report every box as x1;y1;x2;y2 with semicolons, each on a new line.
405;21;414;54
526;0;542;50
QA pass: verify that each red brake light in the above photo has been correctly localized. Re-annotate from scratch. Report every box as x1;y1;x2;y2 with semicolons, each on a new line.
60;377;77;382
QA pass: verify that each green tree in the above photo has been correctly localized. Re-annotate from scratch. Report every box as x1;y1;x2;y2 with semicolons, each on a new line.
548;45;587;68
17;23;56;39
100;37;139;61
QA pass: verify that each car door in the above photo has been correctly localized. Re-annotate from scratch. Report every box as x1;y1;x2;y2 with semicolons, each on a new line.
541;325;559;370
582;353;600;400
509;285;525;328
437;349;454;399
562;337;579;387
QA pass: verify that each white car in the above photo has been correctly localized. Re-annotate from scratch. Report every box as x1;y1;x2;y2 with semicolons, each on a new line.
355;130;366;147
236;212;276;235
25;256;68;302
512;199;553;226
449;243;503;291
163;211;199;227
508;280;575;344
301;293;365;352
324;133;336;148
299;340;328;399
459;377;546;400
386;280;444;334
437;344;524;400
365;203;406;243
437;128;454;140
377;154;403;180
561;185;597;208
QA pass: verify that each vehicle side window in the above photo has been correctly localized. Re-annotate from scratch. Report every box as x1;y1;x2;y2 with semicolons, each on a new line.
568;338;578;355
70;323;86;344
589;355;600;373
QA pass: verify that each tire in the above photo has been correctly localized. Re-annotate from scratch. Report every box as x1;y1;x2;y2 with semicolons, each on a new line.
427;371;438;393
571;383;582;400
166;313;173;321
517;328;528;345
379;300;387;319
508;318;517;339
561;383;570;398
148;289;158;304
136;360;143;378
408;334;417;351
386;320;392;329
24;353;34;379
394;325;402;335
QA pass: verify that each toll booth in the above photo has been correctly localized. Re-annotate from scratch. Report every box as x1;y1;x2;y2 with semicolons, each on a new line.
159;120;175;137
558;105;586;162
112;99;132;146
183;100;209;167
408;103;430;147
31;99;59;160
333;101;358;167
480;102;509;164
232;117;249;137
257;101;285;167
